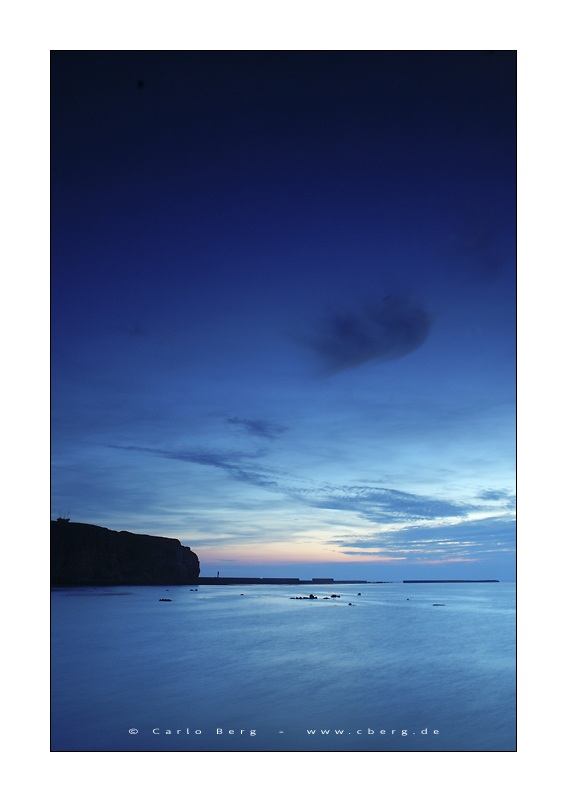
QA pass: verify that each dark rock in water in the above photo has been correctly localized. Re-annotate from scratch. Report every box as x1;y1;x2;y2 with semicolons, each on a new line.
357;593;361;595
51;520;200;586
432;603;445;606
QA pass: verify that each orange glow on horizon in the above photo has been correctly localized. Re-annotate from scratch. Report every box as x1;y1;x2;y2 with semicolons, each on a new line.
406;558;480;565
193;544;483;568
194;541;407;565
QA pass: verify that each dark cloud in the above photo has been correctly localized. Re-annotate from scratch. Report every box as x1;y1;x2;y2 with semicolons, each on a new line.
477;488;515;503
227;417;288;439
108;444;277;488
444;220;511;283
303;295;433;372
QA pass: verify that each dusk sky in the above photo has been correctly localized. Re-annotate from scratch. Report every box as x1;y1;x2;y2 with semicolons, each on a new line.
51;51;516;580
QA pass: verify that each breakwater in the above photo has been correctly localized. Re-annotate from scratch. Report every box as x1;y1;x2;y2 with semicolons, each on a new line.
197;578;380;585
197;578;498;586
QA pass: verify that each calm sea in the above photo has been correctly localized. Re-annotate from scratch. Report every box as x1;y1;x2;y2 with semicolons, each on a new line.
51;581;516;751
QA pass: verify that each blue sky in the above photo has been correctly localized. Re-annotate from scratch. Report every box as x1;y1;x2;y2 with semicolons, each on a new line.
51;51;516;580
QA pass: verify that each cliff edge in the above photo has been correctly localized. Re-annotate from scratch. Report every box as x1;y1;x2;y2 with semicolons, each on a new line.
51;521;200;586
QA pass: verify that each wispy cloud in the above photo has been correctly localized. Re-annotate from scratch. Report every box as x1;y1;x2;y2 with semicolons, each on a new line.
227;416;289;439
477;488;516;507
330;516;516;561
297;485;473;523
301;295;433;372
108;444;278;488
107;443;515;560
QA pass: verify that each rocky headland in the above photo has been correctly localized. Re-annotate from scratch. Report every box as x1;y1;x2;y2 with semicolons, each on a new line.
51;520;200;586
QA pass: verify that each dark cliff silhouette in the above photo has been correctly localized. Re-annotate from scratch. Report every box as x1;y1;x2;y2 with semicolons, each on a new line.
51;521;200;586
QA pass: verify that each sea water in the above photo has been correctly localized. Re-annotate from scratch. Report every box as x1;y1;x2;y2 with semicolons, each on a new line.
51;582;516;751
